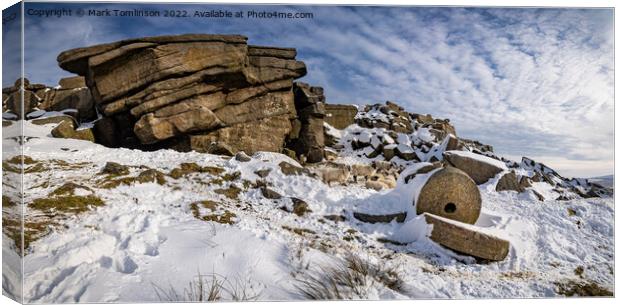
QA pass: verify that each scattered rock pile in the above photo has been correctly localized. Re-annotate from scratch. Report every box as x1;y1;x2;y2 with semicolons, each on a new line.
2;77;96;123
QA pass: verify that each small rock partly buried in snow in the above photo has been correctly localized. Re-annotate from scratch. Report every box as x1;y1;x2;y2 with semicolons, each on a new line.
100;162;130;176
496;171;525;193
531;190;545;202
353;212;407;224
137;169;167;185
416;166;481;225
51;120;95;142
519;176;533;189
323;214;346;222
291;197;311;216
261;187;282;200
205;142;235;156
254;168;271;178
424;213;510;262
234;151;252;162
278;161;305;176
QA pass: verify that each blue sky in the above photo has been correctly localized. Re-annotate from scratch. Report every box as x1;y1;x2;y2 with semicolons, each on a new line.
2;3;614;178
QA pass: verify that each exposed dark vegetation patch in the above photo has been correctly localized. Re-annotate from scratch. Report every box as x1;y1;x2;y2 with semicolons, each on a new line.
2;214;55;255
291;198;311;216
222;171;241;182
555;280;613;297
6;155;37;165
2;195;17;207
190;200;236;225
50;159;91;170
567;208;577;217
2;161;20;173
50;182;92;196
202;211;236;225
169;162;225;179
3;156;48;173
498;271;535;280
98;169;166;189
574;266;585;278
282;225;316;236
99;162;130;176
30;195;105;214
214;186;242;200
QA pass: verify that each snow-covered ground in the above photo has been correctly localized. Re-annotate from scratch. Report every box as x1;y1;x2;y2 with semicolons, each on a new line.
2;121;614;302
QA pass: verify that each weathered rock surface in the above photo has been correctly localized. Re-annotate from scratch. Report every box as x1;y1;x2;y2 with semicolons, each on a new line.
189;115;292;155
51;120;95;142
2;77;97;122
496;171;525;192
325;104;358;129
39;87;97;122
287;82;326;163
416;167;481;224
58;76;86;89
31;115;77;127
56;34;334;159
443;151;504;185
424;213;510;261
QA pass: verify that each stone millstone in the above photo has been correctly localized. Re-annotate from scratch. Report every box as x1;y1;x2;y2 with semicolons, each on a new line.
416;166;481;224
424;213;510;261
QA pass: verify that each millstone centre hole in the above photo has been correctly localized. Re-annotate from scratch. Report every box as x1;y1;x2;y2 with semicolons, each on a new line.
444;203;457;213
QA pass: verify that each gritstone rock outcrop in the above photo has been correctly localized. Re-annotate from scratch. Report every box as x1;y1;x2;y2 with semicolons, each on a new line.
56;34;325;162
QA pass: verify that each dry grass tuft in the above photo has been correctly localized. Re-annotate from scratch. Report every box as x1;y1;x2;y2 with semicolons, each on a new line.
294;255;406;299
555;280;613;297
153;271;262;302
30;195;105;214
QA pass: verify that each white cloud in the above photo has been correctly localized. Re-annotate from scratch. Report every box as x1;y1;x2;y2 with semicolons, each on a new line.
14;5;614;177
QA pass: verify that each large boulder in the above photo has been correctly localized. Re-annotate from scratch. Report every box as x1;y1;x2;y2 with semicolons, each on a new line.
189;114;292;155
416;166;481;224
443;151;505;185
39;87;97;122
56;34;311;156
325;104;358;129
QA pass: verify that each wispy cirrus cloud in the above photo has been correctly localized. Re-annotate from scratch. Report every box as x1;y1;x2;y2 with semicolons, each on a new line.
8;4;614;177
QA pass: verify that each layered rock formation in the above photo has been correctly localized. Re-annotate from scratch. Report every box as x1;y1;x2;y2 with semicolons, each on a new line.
56;34;325;160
